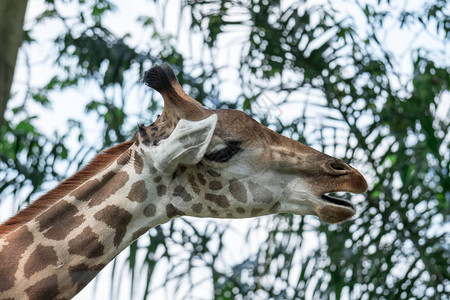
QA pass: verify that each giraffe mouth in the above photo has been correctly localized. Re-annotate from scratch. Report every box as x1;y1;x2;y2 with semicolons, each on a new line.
320;194;355;210
316;193;356;223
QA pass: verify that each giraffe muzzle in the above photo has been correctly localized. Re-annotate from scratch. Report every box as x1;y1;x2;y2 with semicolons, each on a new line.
315;167;367;223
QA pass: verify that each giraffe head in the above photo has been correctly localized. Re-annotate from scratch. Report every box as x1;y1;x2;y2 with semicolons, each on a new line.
136;64;368;224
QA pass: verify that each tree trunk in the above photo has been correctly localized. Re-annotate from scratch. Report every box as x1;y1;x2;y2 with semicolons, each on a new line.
0;0;28;128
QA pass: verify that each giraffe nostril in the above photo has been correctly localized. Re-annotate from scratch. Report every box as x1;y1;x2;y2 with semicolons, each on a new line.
326;160;352;175
331;162;346;171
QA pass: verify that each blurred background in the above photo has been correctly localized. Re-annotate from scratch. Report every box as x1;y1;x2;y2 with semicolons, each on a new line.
0;0;448;299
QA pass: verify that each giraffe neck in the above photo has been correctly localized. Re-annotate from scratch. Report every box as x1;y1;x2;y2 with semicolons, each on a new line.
0;144;170;299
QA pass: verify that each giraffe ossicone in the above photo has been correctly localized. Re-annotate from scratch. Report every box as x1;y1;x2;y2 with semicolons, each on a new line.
0;63;368;299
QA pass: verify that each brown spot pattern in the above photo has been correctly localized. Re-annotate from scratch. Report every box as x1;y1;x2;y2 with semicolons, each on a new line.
131;227;150;241
25;274;59;300
236;207;245;214
205;193;230;208
188;174;201;194
166;204;185;218
134;152;144;174
71;171;129;207
36;200;84;240
229;179;247;203
209;181;223;190
24;245;58;278
207;206;219;215
197;173;206;185
191;203;203;213
69;263;105;293
248;181;273;203
0;226;34;292
143;203;156;217
116;150;131;165
251;208;263;216
68;227;104;259
94;205;132;247
173;186;192;202
127;180;148;203
70;172;114;201
156;184;167;196
207;169;221;177
153;176;162;183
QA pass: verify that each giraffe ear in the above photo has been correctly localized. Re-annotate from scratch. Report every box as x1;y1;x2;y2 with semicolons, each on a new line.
152;114;218;175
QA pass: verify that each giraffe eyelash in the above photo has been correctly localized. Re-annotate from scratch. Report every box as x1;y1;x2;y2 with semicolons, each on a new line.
205;141;242;163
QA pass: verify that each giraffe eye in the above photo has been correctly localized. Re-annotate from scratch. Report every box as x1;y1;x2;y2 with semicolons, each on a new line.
205;141;242;163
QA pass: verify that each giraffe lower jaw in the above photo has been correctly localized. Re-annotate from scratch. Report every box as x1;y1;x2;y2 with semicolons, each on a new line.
316;194;356;223
320;194;355;211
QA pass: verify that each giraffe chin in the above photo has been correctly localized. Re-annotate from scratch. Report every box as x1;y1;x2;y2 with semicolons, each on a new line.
315;195;356;224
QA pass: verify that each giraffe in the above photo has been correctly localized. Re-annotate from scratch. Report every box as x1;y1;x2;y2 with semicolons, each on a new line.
0;63;368;299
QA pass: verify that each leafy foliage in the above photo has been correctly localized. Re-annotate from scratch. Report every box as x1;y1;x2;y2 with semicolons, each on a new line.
1;0;448;299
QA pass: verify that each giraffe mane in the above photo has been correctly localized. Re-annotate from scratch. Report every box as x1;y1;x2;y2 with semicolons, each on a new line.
0;139;135;236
